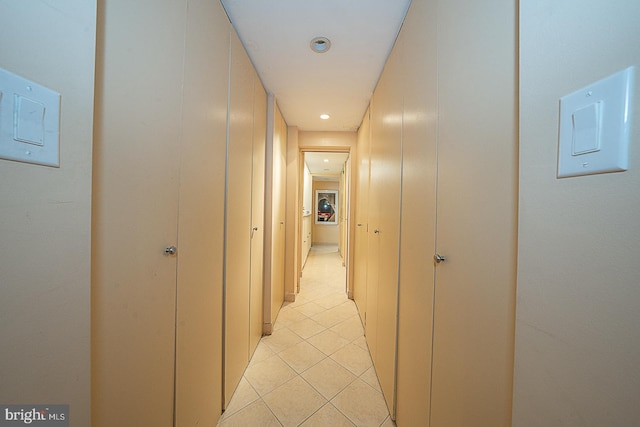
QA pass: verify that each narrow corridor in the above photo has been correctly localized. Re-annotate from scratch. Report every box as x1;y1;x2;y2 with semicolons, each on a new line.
218;245;394;426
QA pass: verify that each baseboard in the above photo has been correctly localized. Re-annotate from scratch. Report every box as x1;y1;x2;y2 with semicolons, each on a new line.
284;292;296;302
263;322;273;336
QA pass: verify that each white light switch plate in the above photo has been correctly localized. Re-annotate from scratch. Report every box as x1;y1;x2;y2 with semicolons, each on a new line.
0;67;60;167
557;66;634;178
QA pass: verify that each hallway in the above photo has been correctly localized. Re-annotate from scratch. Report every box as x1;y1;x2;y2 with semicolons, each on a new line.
218;245;393;426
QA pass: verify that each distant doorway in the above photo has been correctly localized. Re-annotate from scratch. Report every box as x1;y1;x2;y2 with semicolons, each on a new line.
299;151;351;296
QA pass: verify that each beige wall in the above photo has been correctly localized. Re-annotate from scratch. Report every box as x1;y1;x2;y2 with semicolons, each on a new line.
339;156;350;262
514;1;640;425
303;161;313;215
284;126;300;301
302;162;313;265
312;180;340;244
0;2;96;425
298;131;356;152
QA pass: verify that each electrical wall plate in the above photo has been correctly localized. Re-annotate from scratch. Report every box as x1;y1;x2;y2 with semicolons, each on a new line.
0;67;61;167
557;66;634;178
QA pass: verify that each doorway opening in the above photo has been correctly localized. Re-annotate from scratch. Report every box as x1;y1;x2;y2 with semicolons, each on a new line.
298;150;352;298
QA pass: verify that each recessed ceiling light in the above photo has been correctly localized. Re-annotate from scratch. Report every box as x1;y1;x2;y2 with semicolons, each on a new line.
310;36;331;53
323;159;329;163
320;114;330;120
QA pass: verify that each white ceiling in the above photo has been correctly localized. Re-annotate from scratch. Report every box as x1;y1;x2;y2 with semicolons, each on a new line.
304;151;349;180
220;0;411;132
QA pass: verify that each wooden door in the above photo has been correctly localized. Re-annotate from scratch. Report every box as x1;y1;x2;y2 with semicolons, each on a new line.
224;30;255;407
174;0;230;423
250;78;267;354
353;109;370;324
395;0;438;424
267;102;287;324
367;42;404;414
92;1;185;425
429;1;517;425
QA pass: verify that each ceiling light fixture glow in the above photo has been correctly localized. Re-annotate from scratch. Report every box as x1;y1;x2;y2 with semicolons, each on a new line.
310;36;331;53
320;114;331;120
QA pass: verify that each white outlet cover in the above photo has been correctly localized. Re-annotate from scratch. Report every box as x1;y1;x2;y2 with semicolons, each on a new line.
557;66;634;178
0;67;60;167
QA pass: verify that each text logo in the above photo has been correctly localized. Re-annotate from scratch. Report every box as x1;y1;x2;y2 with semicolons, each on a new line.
1;405;68;426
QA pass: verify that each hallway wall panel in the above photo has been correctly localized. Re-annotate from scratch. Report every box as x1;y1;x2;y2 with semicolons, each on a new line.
514;1;640;425
395;0;438;424
367;37;404;415
353;110;371;325
264;99;287;332
0;2;96;425
224;29;257;407
93;0;187;424
429;1;517;425
356;0;518;425
93;2;263;424
250;78;267;355
174;0;230;423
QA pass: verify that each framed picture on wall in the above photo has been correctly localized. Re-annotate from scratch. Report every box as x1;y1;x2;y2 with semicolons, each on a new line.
315;190;338;224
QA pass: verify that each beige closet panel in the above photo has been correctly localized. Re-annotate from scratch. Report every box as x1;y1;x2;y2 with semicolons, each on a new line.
224;30;255;407
353;110;370;325
250;78;267;354
92;1;185;425
174;0;229;423
430;0;517;425
395;0;438;424
367;40;404;414
265;102;287;328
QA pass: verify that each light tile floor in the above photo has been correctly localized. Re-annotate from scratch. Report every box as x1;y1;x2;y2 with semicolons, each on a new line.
218;245;395;427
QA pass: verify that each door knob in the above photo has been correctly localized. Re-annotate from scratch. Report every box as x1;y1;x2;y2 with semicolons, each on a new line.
164;246;177;256
373;229;380;234
434;254;446;264
252;226;258;231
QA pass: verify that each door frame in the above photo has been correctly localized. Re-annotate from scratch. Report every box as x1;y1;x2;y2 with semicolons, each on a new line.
296;147;354;298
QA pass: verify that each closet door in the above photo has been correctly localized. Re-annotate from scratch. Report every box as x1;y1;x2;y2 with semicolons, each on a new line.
92;1;185;425
430;1;517;425
224;30;255;407
367;40;404;414
395;0;438;424
250;78;267;354
174;0;230;423
353;109;370;324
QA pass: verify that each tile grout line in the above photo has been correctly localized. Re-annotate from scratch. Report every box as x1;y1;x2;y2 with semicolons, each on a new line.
219;246;393;426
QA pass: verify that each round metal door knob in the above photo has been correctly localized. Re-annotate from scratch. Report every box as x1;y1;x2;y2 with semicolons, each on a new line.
434;254;446;263
164;246;177;256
